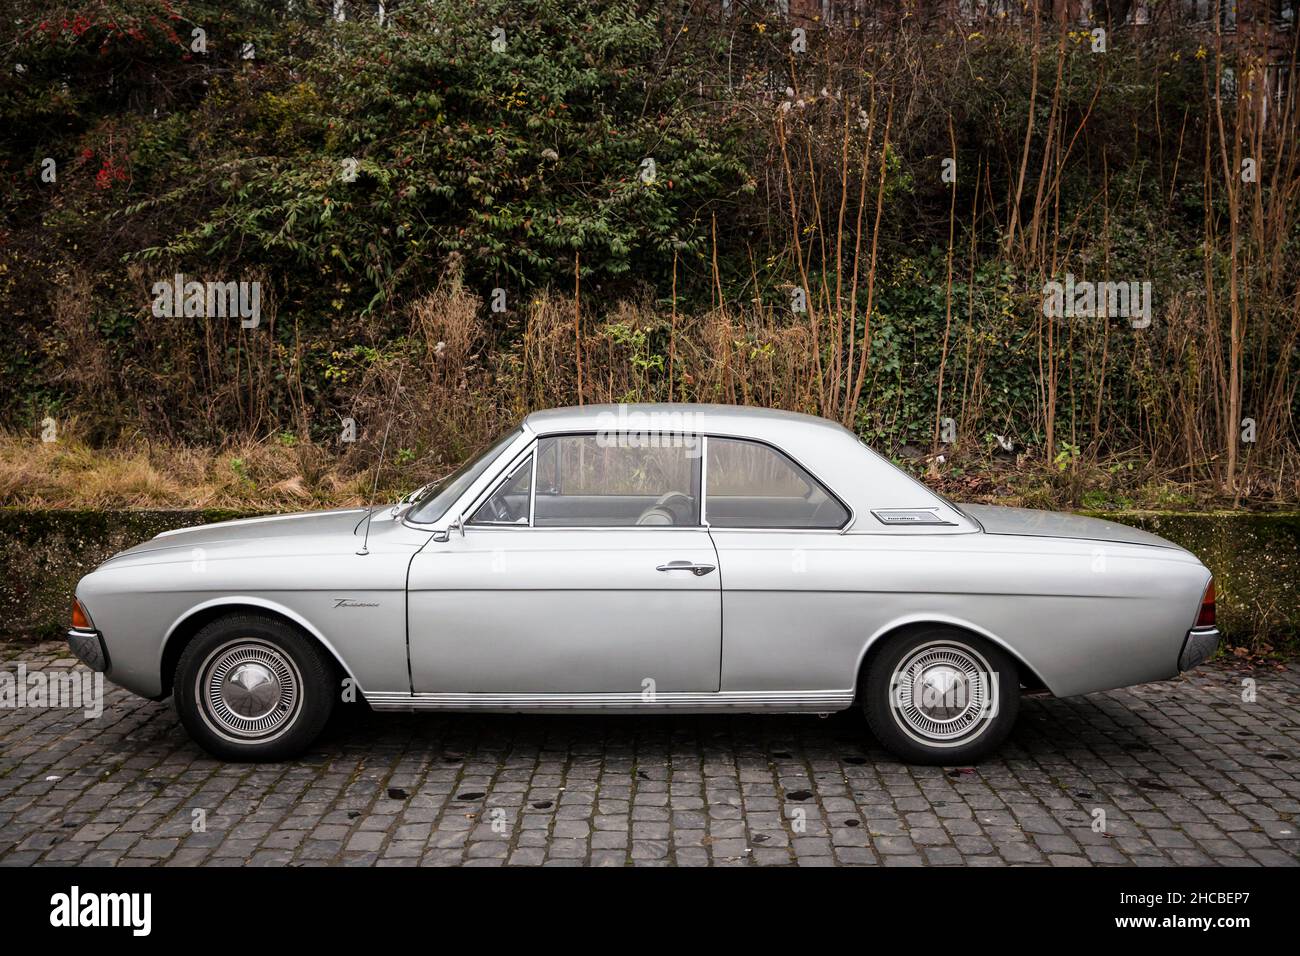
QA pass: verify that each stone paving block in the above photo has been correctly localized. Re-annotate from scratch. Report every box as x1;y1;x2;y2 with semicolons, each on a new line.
0;641;1296;868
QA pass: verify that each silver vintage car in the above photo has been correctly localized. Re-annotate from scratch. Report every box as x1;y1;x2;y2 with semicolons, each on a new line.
69;404;1219;764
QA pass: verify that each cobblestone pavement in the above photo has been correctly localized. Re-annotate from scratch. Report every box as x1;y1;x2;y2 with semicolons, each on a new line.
1;640;1297;867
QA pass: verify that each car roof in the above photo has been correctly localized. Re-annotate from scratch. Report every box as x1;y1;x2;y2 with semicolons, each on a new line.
522;403;850;439
515;403;973;535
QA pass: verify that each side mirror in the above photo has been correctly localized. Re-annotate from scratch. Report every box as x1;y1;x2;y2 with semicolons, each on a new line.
450;514;466;538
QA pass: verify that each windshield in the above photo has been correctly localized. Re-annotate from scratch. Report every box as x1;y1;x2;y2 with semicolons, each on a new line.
408;428;522;523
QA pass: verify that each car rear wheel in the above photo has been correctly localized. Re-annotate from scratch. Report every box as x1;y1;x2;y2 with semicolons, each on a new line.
863;628;1019;765
174;613;336;761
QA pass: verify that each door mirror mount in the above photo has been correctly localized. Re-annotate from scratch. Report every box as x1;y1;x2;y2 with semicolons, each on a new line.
434;514;465;543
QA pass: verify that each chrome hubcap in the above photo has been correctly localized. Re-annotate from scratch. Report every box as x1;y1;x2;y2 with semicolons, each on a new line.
890;641;997;747
222;662;281;719
915;663;970;721
198;640;301;741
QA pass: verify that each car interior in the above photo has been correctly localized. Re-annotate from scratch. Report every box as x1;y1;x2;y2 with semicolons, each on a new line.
468;433;848;529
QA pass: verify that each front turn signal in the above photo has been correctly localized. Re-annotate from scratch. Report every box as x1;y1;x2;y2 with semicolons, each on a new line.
71;598;92;630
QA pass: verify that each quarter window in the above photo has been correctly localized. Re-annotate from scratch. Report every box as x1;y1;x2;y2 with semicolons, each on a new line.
469;455;532;526
534;435;700;526
705;438;848;529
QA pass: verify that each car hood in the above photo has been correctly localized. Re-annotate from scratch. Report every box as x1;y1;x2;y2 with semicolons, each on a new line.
963;505;1182;550
105;508;369;560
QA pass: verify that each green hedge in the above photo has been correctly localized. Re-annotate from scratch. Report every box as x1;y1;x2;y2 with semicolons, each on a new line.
1089;512;1300;650
0;509;256;642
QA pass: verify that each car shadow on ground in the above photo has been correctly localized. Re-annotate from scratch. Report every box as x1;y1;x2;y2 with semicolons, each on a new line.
297;691;1215;771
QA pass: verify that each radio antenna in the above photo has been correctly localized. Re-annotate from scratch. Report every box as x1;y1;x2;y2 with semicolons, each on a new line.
357;363;405;556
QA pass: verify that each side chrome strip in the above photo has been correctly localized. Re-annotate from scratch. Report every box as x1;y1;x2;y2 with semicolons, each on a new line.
365;690;854;713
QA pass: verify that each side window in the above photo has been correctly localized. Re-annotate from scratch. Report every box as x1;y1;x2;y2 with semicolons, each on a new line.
469;455;532;526
705;438;848;529
534;435;699;527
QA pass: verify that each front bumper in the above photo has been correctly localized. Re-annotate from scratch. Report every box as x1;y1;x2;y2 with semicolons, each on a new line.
1178;626;1220;672
67;627;109;672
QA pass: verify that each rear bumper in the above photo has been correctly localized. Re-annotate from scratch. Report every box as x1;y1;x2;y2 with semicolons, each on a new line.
67;627;109;672
1178;626;1220;672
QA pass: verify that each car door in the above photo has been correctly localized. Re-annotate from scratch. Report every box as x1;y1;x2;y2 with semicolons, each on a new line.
407;433;721;696
702;436;861;695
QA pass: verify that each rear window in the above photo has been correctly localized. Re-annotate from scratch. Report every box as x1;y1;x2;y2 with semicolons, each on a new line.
705;438;848;529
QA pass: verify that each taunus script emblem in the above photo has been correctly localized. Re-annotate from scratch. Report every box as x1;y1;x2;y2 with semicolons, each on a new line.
333;599;379;608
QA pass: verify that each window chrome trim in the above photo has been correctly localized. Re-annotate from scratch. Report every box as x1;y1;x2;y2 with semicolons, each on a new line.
700;435;710;527
528;444;537;527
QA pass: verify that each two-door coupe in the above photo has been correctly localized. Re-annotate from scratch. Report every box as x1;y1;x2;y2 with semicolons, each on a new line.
69;404;1219;763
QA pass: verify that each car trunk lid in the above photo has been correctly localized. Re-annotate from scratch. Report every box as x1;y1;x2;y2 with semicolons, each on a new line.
962;505;1182;550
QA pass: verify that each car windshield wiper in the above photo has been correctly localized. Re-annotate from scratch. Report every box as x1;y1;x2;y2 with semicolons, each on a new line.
400;482;432;505
401;465;461;506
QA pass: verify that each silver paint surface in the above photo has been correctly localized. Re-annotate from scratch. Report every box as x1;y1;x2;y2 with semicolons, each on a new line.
74;404;1213;710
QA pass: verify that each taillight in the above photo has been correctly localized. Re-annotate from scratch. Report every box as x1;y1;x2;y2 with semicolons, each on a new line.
71;598;91;630
1195;579;1216;628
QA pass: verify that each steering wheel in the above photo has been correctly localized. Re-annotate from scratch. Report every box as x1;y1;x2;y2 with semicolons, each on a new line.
652;492;695;525
482;496;512;524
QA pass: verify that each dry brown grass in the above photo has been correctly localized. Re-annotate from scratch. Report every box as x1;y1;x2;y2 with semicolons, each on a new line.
0;427;1250;513
0;429;380;510
5;277;1294;512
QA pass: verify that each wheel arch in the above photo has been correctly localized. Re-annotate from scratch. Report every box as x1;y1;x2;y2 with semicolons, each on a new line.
159;597;357;699
851;615;1052;702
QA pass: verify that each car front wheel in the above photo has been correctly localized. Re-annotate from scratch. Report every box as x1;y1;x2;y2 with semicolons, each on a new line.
173;613;336;761
863;628;1019;765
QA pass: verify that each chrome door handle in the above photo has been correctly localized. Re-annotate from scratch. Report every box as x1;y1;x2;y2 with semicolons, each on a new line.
656;561;716;577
